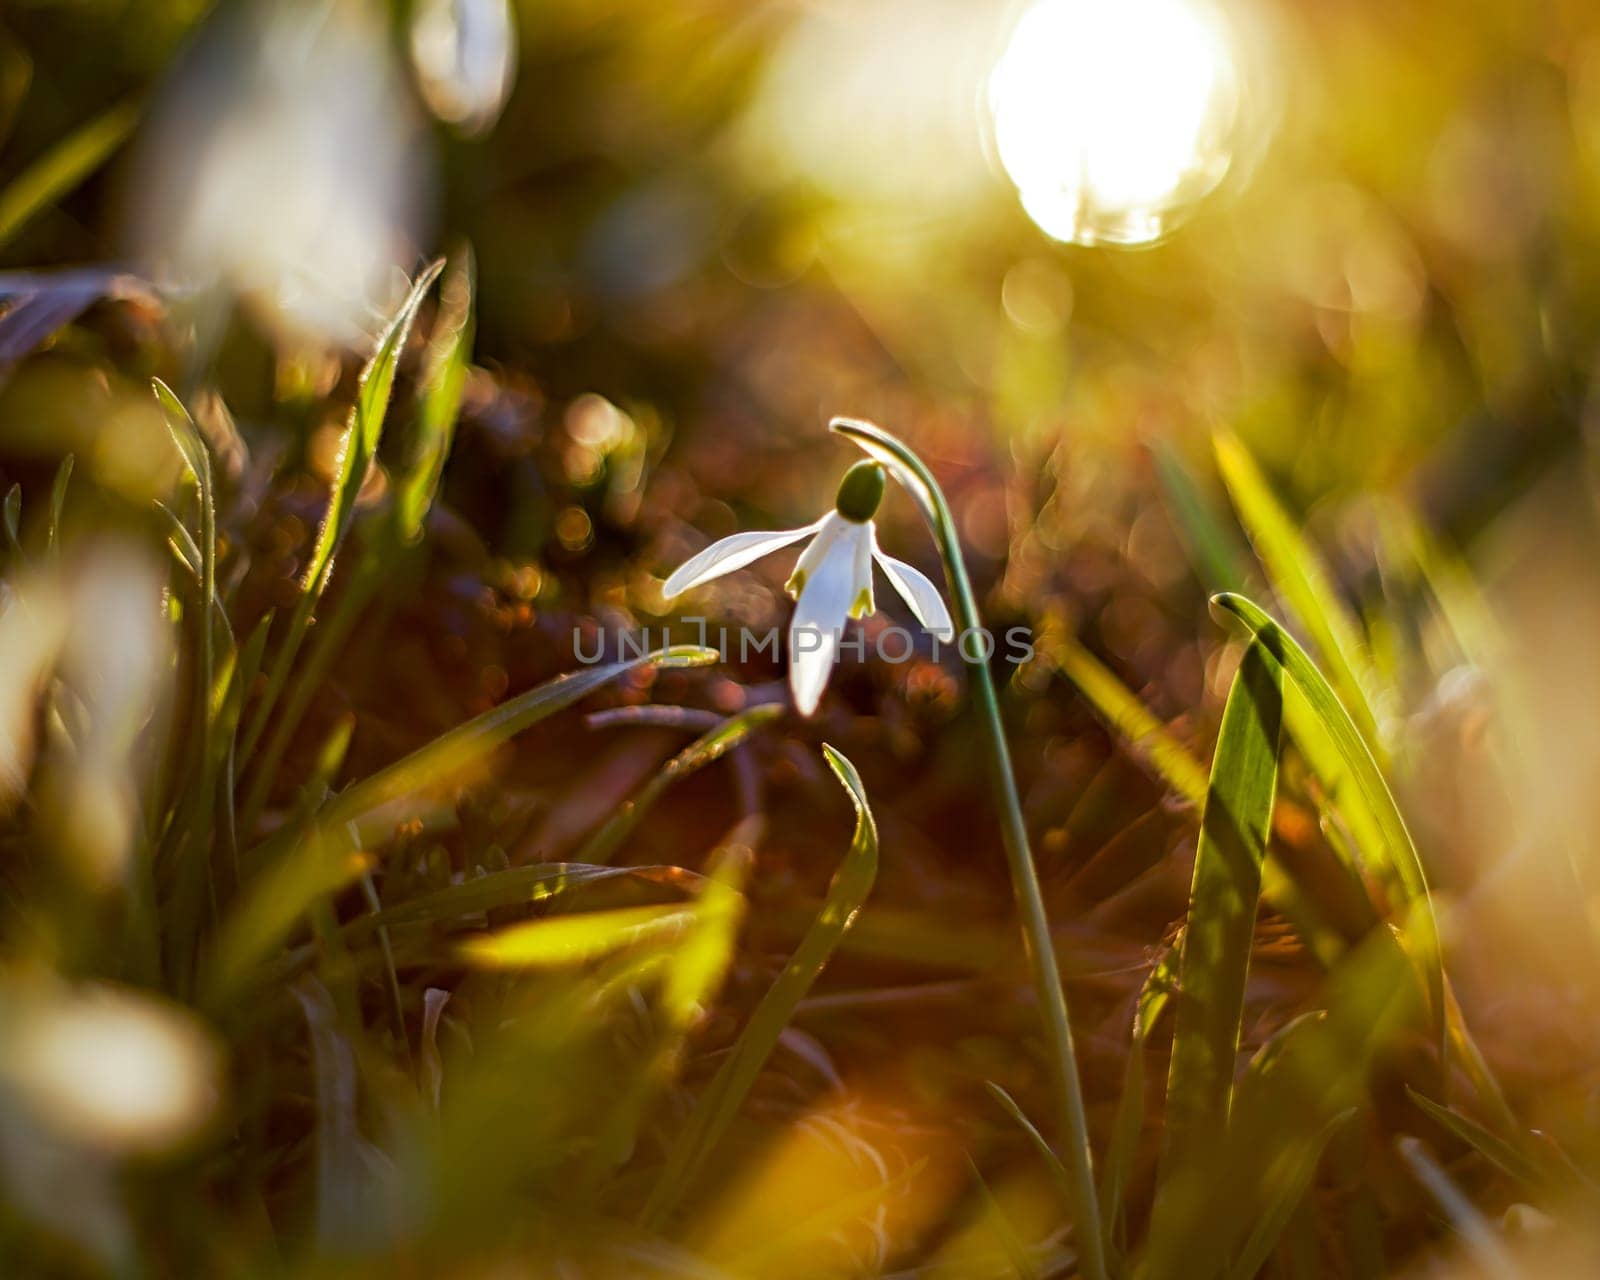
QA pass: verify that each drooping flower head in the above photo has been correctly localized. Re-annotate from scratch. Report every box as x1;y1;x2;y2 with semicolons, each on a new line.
663;461;954;716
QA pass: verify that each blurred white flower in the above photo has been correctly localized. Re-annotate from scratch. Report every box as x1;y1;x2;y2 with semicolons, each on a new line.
126;0;430;345
663;462;953;716
0;981;221;1155
410;0;518;137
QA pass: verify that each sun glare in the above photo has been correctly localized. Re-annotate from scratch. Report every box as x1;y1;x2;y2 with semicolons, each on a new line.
988;0;1241;245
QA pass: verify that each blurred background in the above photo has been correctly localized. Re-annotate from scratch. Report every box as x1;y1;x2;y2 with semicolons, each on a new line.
5;0;1600;1274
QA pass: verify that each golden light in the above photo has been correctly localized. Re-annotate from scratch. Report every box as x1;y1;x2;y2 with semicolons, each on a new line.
987;0;1242;245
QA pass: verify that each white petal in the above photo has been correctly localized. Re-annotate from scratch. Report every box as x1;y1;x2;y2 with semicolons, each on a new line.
849;520;876;618
787;528;859;716
785;511;847;598
663;518;823;599
872;538;955;640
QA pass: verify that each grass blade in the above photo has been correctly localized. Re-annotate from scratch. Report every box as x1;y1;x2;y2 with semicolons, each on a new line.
1140;928;1420;1279
1099;946;1176;1253
241;251;475;831
641;743;878;1228
317;645;716;848
397;247;474;544
1210;593;1441;1023
1213;430;1382;755
354;863;707;935
1044;624;1207;807
208;646;715;1006
459;903;698;969
1231;1108;1354;1279
0;98;138;249
1149;635;1284;1268
1404;1087;1583;1203
238;259;445;772
1151;438;1253;595
987;1081;1076;1210
574;703;781;864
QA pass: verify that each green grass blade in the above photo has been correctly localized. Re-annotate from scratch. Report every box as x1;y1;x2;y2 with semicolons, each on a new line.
574;703;781;864
1149;635;1284;1268
1042;624;1342;966
1218;592;1495;1108
238;259;444;771
316;645;716;847
1213;431;1382;755
1099;946;1177;1252
208;646;714;1006
459;902;698;969
155;380;218;746
397;247;474;544
1404;1087;1582;1202
1140;929;1420;1280
1231;1108;1354;1280
237;562;379;836
0;98;138;249
1210;593;1437;954
987;1081;1077;1209
352;862;707;935
640;744;878;1228
580;818;762;1191
1151;438;1253;595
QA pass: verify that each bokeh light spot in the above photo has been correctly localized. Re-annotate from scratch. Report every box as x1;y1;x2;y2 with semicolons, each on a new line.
987;0;1241;245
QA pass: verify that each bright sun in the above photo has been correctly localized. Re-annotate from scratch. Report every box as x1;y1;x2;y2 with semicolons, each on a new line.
988;0;1241;246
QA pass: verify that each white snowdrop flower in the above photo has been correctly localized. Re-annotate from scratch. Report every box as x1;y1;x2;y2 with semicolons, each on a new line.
126;0;429;346
410;0;519;137
663;462;955;716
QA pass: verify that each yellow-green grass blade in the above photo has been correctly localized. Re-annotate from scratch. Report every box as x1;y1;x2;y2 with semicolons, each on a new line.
1231;1106;1355;1280
1404;1087;1588;1204
1210;594;1438;981
581;817;761;1190
1045;628;1208;808
243;251;474;832
1149;636;1284;1267
1213;430;1382;757
317;645;715;848
0;98;138;249
574;703;781;865
641;744;878;1228
208;646;714;1006
459;902;698;969
397;246;474;544
238;259;444;772
1151;438;1254;596
987;1081;1077;1213
155;380;220;760
1043;625;1341;965
352;862;708;936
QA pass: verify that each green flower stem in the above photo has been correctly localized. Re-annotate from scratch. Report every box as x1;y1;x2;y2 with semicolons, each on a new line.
830;417;1108;1280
